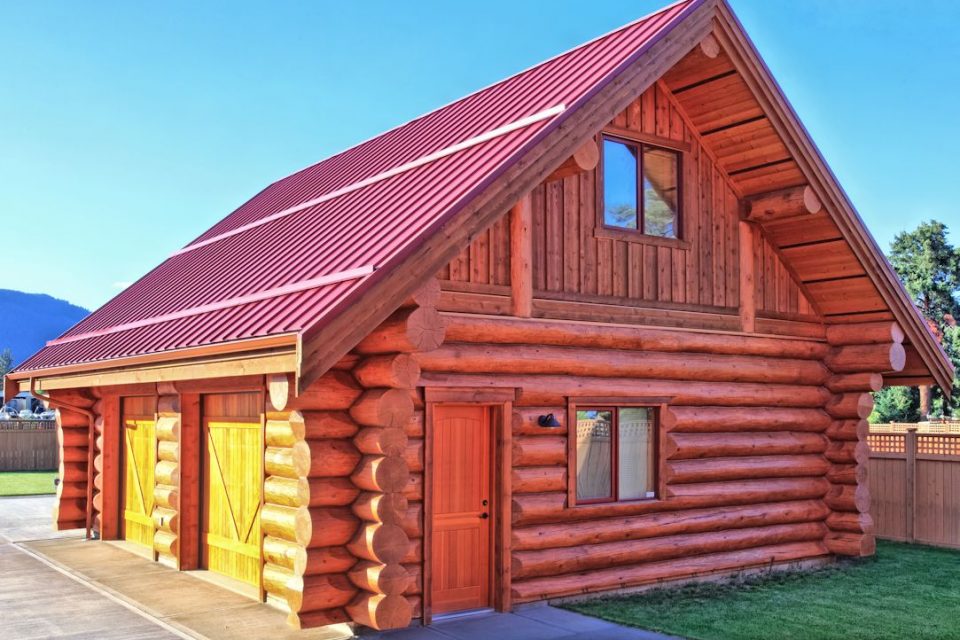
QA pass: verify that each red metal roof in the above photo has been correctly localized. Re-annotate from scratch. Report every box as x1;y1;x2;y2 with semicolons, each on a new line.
16;0;699;373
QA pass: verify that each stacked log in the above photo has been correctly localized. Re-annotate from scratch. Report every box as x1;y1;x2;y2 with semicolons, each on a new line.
153;384;181;567
262;372;361;629
90;392;119;539
430;314;831;602
50;390;95;531
821;322;904;557
343;281;441;631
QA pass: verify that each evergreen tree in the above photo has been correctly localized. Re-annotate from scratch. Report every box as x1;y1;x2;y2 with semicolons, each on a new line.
0;349;12;378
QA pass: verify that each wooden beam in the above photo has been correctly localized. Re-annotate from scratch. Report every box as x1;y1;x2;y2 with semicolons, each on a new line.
744;185;822;222
510;193;533;318
739;221;756;333
700;33;721;59
544;139;600;182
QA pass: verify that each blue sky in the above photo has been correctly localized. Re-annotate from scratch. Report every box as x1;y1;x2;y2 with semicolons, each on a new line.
1;0;958;311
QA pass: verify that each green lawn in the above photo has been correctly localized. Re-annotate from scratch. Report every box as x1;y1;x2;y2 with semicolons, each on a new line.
0;471;58;496
564;541;960;640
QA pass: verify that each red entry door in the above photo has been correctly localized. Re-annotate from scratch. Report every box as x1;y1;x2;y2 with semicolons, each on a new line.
431;404;492;615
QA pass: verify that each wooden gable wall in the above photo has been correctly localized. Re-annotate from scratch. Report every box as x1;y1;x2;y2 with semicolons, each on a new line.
438;83;818;330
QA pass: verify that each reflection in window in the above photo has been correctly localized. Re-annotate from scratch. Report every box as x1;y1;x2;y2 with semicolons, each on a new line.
575;406;657;503
601;134;681;239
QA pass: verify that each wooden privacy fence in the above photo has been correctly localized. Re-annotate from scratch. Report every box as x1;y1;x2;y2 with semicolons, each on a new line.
868;429;960;548
0;420;58;471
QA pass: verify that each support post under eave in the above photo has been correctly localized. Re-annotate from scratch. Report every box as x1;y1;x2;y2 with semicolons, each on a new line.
739;220;756;333
510;193;533;318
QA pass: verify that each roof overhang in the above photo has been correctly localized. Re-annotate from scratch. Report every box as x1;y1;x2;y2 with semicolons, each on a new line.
4;333;299;400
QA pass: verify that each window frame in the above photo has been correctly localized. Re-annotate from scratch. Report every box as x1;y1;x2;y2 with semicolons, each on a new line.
566;396;666;507
598;132;684;241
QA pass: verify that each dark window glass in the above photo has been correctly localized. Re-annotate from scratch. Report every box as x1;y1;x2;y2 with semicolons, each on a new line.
575;406;657;503
602;139;638;230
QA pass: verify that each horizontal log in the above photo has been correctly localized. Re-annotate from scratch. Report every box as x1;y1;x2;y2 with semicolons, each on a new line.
405;439;423;473
417;343;829;386
825;373;882;394
57;408;91;428
303;411;358;439
824;483;870;513
826;343;905;374
665;455;830;484
826;463;865;486
154;486;179;511
53;498;86;527
263;537;307;574
266;412;306;447
353;492;409;525
152;507;178;533
511;541;828;602
355;307;446;354
63;447;88;463
346;592;413;631
513;437;566;467
405;410;424;438
825;322;904;346
265;441;311;479
513;499;828;551
291;371;362;412
348;561;411;596
825;419;867;442
513;478;830;526
155;460;178;486
513;407;566;435
351;389;415;429
824;440;869;465
155;416;179;442
288;573;357;613
263;562;295;598
744;185;821;222
309;440;361;478
353;354;422;389
59;461;87;485
513;466;567;494
402;539;422;564
401;502;422;539
545;138;600;181
348;523;411;564
513;522;826;579
262;504;311;546
308;507;360;549
304;546;357;576
825;531;876;557
825;393;873;420
403;278;442;310
58;428;88;448
288;607;350;630
665;432;827;460
826;511;874;534
308;477;360;508
419;373;830;408
354;427;408;457
442;314;830;360
157;440;178;463
352;455;409;493
265;476;309;508
153;530;177;557
403;473;423;502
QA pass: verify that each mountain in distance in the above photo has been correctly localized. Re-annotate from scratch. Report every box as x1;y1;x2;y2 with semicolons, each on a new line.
0;289;89;367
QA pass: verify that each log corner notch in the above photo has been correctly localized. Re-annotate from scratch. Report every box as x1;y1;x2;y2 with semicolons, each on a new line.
822;321;906;557
544;139;599;183
743;184;822;223
47;388;96;534
153;384;182;567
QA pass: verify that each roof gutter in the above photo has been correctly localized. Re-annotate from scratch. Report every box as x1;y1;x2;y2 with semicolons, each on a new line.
31;377;97;540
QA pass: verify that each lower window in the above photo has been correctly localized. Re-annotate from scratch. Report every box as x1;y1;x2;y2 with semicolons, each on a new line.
574;406;657;503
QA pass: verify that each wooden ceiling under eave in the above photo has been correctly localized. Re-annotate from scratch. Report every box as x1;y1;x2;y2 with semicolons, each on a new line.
660;40;937;387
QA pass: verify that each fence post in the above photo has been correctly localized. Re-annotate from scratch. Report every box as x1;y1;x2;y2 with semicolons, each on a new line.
905;427;917;543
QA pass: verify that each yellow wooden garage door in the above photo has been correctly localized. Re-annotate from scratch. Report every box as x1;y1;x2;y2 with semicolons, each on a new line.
202;392;263;592
122;396;157;550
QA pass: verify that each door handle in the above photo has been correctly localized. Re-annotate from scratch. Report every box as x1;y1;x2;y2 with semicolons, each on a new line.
480;512;489;519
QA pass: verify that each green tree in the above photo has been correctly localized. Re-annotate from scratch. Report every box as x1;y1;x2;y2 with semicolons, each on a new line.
872;220;960;420
0;349;12;378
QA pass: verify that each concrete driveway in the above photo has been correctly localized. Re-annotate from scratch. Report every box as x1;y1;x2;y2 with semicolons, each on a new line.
0;495;675;640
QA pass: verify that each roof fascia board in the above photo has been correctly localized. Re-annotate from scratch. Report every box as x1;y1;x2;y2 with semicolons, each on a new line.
711;2;953;390
17;348;297;393
296;0;720;392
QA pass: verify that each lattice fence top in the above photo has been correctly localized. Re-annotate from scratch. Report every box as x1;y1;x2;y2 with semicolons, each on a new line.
870;421;960;434
868;433;906;454
867;431;960;457
0;419;55;431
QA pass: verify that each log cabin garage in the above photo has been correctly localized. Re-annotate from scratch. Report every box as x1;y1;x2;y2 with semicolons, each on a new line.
6;0;953;632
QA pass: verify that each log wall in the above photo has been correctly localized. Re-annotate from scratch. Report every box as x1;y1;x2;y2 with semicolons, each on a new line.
153;385;181;567
50;390;95;531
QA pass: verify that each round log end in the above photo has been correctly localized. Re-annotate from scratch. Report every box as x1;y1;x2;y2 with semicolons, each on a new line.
802;185;822;214
407;307;446;352
699;33;721;59
889;343;906;372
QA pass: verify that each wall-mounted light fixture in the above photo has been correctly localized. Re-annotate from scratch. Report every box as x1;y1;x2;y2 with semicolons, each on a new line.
537;413;562;428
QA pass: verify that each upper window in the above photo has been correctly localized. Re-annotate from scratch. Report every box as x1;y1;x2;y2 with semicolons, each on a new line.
601;135;681;239
575;406;657;503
